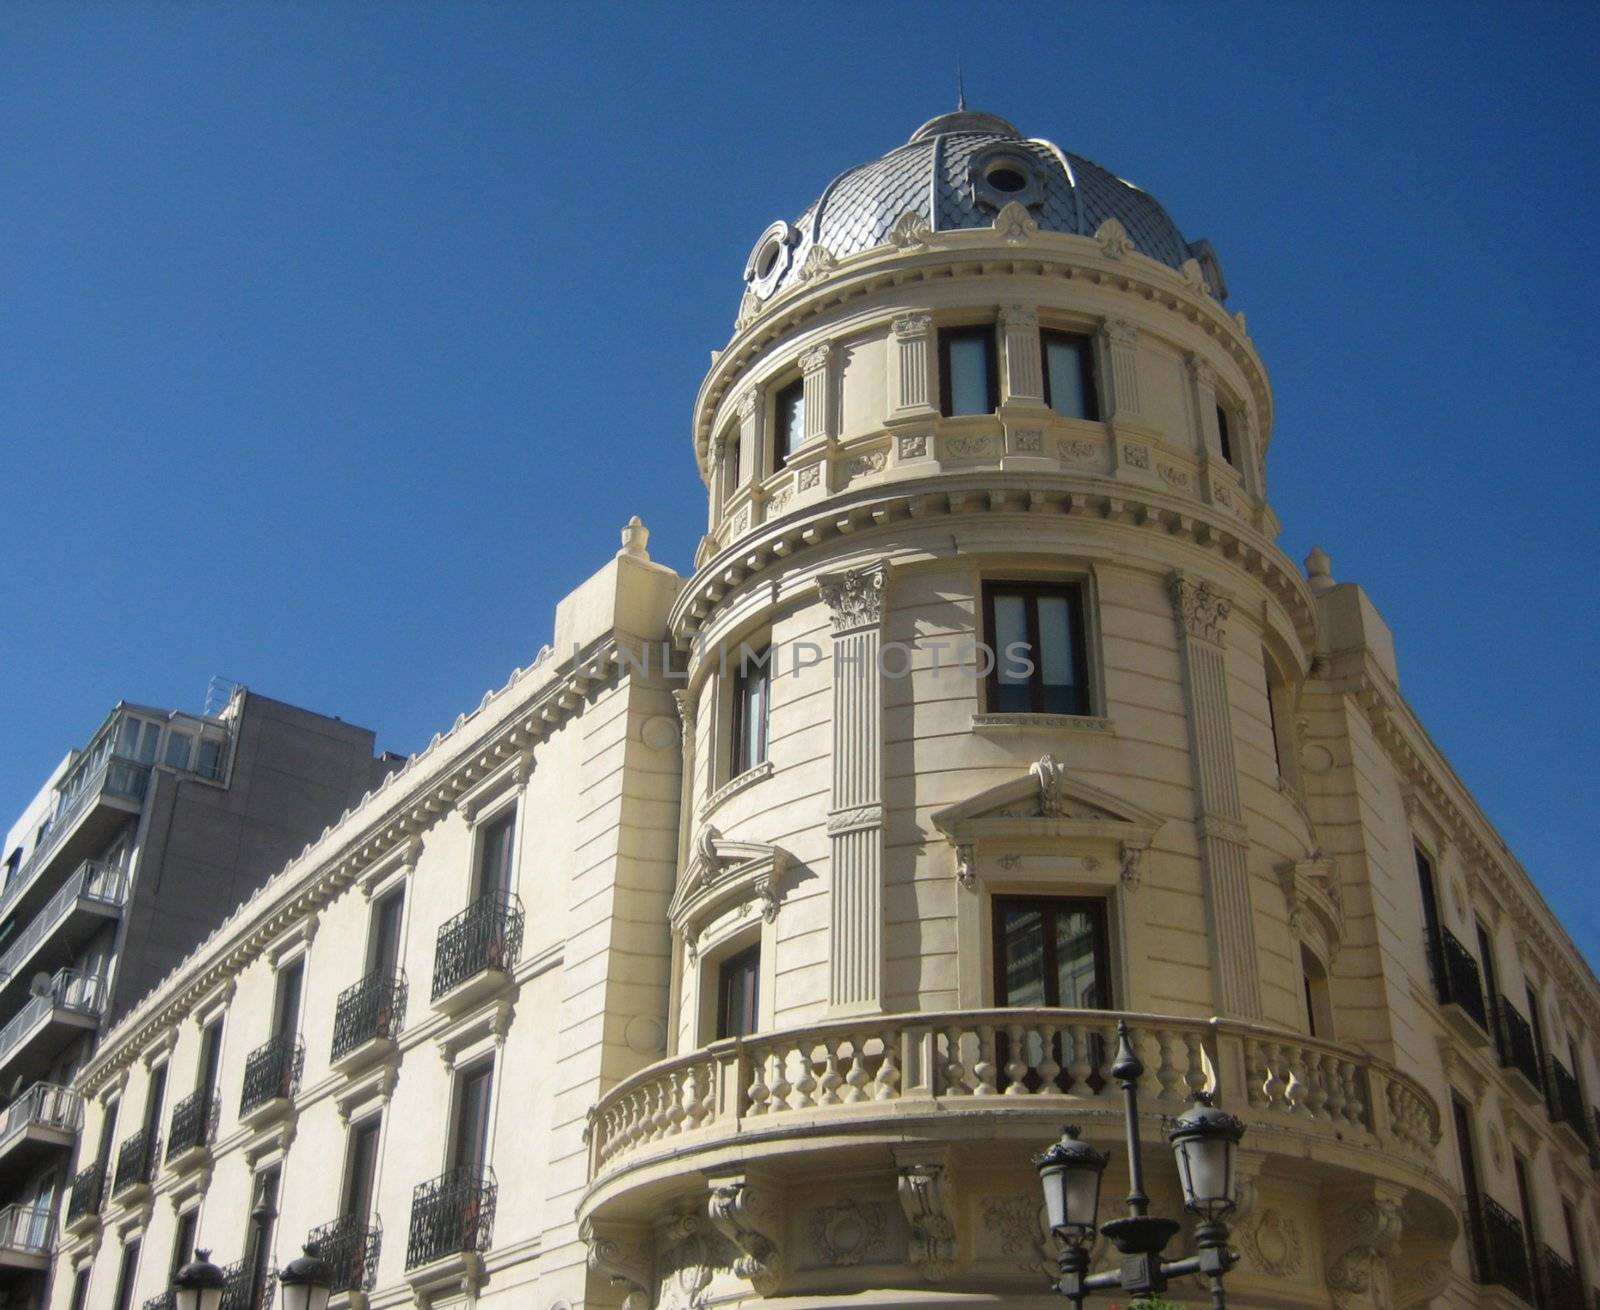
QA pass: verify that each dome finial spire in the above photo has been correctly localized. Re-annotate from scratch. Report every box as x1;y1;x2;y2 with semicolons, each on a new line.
956;62;966;111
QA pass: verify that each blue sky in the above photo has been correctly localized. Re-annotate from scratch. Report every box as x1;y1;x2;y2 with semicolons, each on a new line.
1;4;1596;966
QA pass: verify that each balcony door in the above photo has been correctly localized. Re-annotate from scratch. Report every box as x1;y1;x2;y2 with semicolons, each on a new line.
344;1114;382;1223
993;897;1110;1010
1452;1098;1485;1272
451;1063;493;1175
272;959;304;1041
368;889;405;977
475;811;516;901
197;1020;223;1099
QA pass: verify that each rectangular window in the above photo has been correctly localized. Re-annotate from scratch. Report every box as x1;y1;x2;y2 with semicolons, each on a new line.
1475;921;1499;1016
773;379;804;471
1526;985;1547;1066
143;1064;168;1141
245;1168;280;1309
451;1062;494;1172
1263;654;1286;776
197;1020;223;1097
1414;846;1442;957
111;1241;140;1310
368;887;406;976
195;736;225;780
163;731;194;770
1041;331;1099;420
992;896;1111;1009
729;647;771;777
95;1099;120;1173
724;431;741;501
983;581;1091;716
476;809;516;898
1452;1098;1486;1272
272;960;304;1040
170;1209;198;1283
343;1114;382;1223
1564;1202;1586;1286
69;1268;91;1310
1215;403;1235;466
716;944;761;1039
117;718;161;764
1513;1154;1539;1273
939;326;997;416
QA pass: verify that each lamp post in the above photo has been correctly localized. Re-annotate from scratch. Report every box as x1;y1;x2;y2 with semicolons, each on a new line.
1032;1021;1245;1308
277;1243;335;1310
171;1249;226;1310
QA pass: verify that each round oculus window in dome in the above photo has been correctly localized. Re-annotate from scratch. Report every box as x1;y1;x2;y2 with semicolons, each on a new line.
969;148;1044;213
744;220;796;300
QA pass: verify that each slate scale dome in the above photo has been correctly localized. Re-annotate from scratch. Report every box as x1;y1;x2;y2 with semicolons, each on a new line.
741;108;1227;307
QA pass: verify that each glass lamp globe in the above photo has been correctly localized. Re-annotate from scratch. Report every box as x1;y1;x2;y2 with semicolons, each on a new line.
1167;1092;1246;1220
277;1243;334;1310
172;1249;226;1310
1032;1125;1109;1246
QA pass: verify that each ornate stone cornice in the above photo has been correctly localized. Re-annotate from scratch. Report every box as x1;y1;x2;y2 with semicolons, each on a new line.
817;562;887;634
76;638;627;1097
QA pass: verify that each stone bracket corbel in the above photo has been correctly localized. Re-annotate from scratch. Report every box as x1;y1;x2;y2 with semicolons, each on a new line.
893;1147;957;1281
581;1216;653;1310
706;1172;783;1295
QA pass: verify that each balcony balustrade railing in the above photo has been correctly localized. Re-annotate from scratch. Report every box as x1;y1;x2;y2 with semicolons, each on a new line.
166;1090;220;1160
1429;927;1488;1030
431;891;524;1002
0;1082;81;1150
587;1007;1440;1182
66;1163;106;1225
1539;1244;1582;1308
219;1256;274;1310
406;1165;496;1270
1495;996;1543;1089
0;1202;54;1255
0;860;128;986
1468;1195;1534;1302
240;1033;304;1117
1545;1055;1589;1140
112;1128;160;1198
0;969;105;1068
0;757;149;912
143;1294;175;1310
331;969;408;1063
306;1213;382;1294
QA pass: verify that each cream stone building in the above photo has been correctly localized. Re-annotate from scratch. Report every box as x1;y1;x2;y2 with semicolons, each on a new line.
45;109;1599;1310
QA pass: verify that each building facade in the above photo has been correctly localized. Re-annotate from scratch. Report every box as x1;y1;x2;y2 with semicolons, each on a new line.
47;110;1600;1310
0;690;391;1309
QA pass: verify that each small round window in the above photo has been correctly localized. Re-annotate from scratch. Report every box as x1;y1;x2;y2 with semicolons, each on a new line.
986;163;1029;193
744;220;795;300
969;148;1044;213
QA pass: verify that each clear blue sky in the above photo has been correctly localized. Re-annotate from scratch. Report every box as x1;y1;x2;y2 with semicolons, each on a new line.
2;5;1595;966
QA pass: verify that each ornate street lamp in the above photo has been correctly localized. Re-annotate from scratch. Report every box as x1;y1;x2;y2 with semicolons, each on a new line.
1034;1021;1245;1308
277;1243;335;1310
171;1249;226;1310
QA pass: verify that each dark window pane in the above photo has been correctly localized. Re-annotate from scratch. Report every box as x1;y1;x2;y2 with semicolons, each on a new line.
1036;594;1082;714
1043;333;1097;420
111;1241;140;1310
731;649;771;776
344;1116;382;1222
993;897;1110;1011
1054;908;1102;1008
985;582;1090;716
273;961;303;1038
717;945;760;1039
452;1064;494;1171
1216;404;1234;465
774;381;804;470
940;328;996;416
1000;908;1047;1007
370;889;406;975
477;810;516;897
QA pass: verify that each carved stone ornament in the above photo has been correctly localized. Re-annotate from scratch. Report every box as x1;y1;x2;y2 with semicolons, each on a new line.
707;1179;782;1295
892;313;932;339
978;1194;1059;1277
671;689;696;730
799;341;833;375
845;449;887;479
1012;428;1043;453
1094;216;1135;259
1031;753;1066;817
1277;851;1345;962
818;562;887;634
897;431;929;460
580;1217;653;1310
735;388;760;421
993;200;1039;244
896;1160;957;1281
1170;573;1232;645
735;289;761;332
1324;1196;1404;1310
1241;1208;1303;1278
955;843;976;892
1187;354;1217;389
797;463;821;490
1118;840;1144;891
796;244;838;282
1059;437;1098;463
807;1199;886;1268
1180;256;1210;294
669;826;791;959
946;432;993;459
1121;441;1150;469
654;1207;717;1310
890;210;935;249
999;303;1038;330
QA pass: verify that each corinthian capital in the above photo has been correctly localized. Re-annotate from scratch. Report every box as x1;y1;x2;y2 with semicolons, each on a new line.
818;562;888;634
799;341;834;375
1170;573;1231;645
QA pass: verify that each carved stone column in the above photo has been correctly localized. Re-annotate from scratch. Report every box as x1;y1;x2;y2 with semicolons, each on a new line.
1186;354;1220;456
736;386;761;483
1103;317;1141;420
818;562;888;1013
800;341;834;448
999;304;1043;406
1170;573;1262;1019
891;314;936;417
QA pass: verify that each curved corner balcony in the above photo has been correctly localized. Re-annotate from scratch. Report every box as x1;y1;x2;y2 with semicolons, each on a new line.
582;1008;1450;1227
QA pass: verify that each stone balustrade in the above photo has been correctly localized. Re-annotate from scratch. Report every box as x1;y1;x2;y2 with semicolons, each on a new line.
587;1008;1439;1185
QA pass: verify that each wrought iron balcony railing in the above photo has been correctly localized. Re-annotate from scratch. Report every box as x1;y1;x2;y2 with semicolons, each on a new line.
431;891;524;1002
112;1128;160;1198
1539;1244;1581;1309
1495;996;1543;1089
331;968;408;1063
240;1033;304;1117
1545;1055;1588;1139
166;1090;221;1160
219;1256;274;1310
1429;927;1488;1031
0;1202;54;1255
143;1294;175;1310
406;1165;496;1270
1467;1195;1534;1303
66;1163;106;1225
0;1082;81;1150
306;1213;382;1294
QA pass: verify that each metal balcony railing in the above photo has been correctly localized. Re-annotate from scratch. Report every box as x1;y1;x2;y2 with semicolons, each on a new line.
406;1165;496;1270
0;757;149;912
306;1213;382;1294
166;1090;220;1160
0;1082;81;1150
1467;1195;1534;1303
143;1294;175;1310
1495;996;1543;1089
331;969;408;1063
112;1129;160;1197
1429;927;1488;1030
1539;1244;1581;1309
0;860;128;986
431;891;524;1002
1545;1055;1588;1139
0;968;105;1067
219;1256;274;1310
0;1202;54;1255
240;1033;304;1117
66;1163;106;1225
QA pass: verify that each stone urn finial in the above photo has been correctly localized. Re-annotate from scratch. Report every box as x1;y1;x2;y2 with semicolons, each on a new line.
1304;546;1335;595
620;515;650;559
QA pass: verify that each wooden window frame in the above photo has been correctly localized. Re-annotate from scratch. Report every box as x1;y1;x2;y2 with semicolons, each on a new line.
990;895;1112;1010
981;580;1093;716
938;325;999;417
1040;329;1100;421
